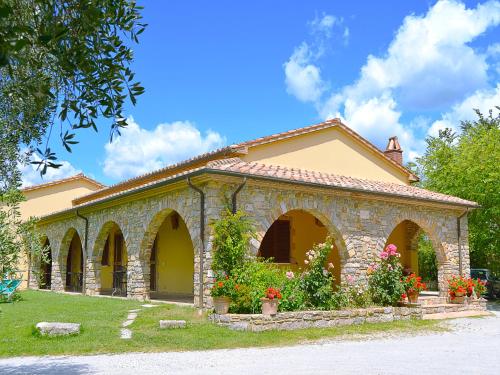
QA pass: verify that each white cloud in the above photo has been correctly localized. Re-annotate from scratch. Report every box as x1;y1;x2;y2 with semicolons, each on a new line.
429;84;500;136
20;154;81;188
284;13;349;103
284;43;326;102
103;118;226;180
287;1;500;162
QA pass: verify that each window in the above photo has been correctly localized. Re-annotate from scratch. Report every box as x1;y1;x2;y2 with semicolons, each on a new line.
101;237;110;266
259;219;290;263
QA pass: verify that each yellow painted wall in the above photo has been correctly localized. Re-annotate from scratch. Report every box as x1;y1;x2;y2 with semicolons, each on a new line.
242;127;409;185
385;222;419;274
276;210;341;285
154;213;194;296
20;179;102;220
100;226;127;292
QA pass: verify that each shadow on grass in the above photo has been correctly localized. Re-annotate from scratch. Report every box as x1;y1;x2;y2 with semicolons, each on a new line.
0;360;89;374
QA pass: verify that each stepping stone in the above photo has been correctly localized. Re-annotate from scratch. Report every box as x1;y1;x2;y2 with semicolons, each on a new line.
120;328;132;339
159;320;187;329
127;313;137;320
129;309;141;313
122;320;134;327
36;322;80;336
141;304;158;308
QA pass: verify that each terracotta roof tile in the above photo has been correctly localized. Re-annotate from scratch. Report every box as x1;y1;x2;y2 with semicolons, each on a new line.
206;159;478;207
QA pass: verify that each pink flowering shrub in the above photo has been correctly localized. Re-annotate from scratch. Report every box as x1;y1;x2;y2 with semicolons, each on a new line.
367;244;405;306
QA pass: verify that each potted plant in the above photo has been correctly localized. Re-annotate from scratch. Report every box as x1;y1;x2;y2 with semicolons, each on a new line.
261;287;282;315
403;273;427;303
447;275;468;304
471;278;487;299
211;275;234;314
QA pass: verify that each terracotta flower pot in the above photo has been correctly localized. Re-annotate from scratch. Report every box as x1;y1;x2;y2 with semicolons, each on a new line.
213;296;231;314
450;292;465;304
261;297;278;315
407;291;419;304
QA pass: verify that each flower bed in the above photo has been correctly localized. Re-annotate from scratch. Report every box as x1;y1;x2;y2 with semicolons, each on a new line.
210;306;423;332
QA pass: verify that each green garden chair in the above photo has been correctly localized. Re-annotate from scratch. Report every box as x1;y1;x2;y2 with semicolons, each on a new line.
0;279;11;293
0;279;21;302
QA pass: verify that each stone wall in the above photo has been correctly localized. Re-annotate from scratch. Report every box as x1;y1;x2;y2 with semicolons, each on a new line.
210;306;423;331
235;180;468;296
35;176;470;307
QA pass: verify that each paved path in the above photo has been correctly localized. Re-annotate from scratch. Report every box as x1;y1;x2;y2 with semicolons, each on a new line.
1;307;499;375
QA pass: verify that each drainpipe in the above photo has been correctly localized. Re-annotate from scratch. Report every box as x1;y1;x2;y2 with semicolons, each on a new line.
231;178;247;214
76;210;89;293
187;178;205;309
457;208;469;276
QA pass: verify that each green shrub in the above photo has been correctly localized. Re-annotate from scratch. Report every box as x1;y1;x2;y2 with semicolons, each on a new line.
300;237;336;309
279;272;306;312
211;209;255;276
368;244;405;306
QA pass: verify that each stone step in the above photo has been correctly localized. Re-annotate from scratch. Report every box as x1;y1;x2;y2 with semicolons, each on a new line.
418;297;448;306
423;310;492;320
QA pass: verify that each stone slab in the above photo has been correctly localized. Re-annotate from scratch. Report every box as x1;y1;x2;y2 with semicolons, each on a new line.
36;322;80;336
159;320;187;329
423;310;493;320
120;328;132;339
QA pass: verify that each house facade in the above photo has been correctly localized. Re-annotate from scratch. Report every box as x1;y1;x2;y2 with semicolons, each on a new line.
31;119;478;308
16;173;104;289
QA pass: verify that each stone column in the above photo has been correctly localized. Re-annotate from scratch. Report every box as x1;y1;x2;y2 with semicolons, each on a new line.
126;255;147;300
84;256;99;295
51;260;65;292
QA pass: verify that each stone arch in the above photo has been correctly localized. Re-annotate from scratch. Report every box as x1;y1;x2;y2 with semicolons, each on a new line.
381;214;449;294
138;208;196;301
58;227;84;292
252;199;349;265
88;221;128;295
250;196;349;285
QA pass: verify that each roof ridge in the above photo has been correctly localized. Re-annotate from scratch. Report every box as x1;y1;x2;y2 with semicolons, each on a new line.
22;173;105;192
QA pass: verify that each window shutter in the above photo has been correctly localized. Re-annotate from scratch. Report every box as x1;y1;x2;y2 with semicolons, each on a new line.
259;219;290;263
274;220;290;263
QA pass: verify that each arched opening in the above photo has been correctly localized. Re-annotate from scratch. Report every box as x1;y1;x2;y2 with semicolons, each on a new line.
97;223;128;297
145;210;194;303
258;209;341;285
65;232;83;293
385;220;440;291
39;238;52;290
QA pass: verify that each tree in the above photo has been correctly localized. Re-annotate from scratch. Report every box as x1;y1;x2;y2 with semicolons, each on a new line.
0;0;146;190
415;109;500;273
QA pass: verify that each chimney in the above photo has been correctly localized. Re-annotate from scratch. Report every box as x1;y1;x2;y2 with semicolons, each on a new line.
384;136;403;165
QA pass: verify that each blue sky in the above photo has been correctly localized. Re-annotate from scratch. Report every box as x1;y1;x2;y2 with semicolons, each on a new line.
21;0;500;186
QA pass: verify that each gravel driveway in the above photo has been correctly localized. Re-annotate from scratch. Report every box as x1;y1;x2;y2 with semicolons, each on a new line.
1;305;499;375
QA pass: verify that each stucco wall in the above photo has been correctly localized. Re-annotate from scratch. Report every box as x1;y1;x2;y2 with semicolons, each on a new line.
241;127;409;185
155;213;194;296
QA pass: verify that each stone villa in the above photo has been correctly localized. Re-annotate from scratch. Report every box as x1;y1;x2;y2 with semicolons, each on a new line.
26;119;478;308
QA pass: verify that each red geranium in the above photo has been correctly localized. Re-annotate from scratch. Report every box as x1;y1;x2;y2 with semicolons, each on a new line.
265;287;282;300
403;273;427;294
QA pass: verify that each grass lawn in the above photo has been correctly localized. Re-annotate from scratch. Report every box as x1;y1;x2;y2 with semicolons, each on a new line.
0;290;443;357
